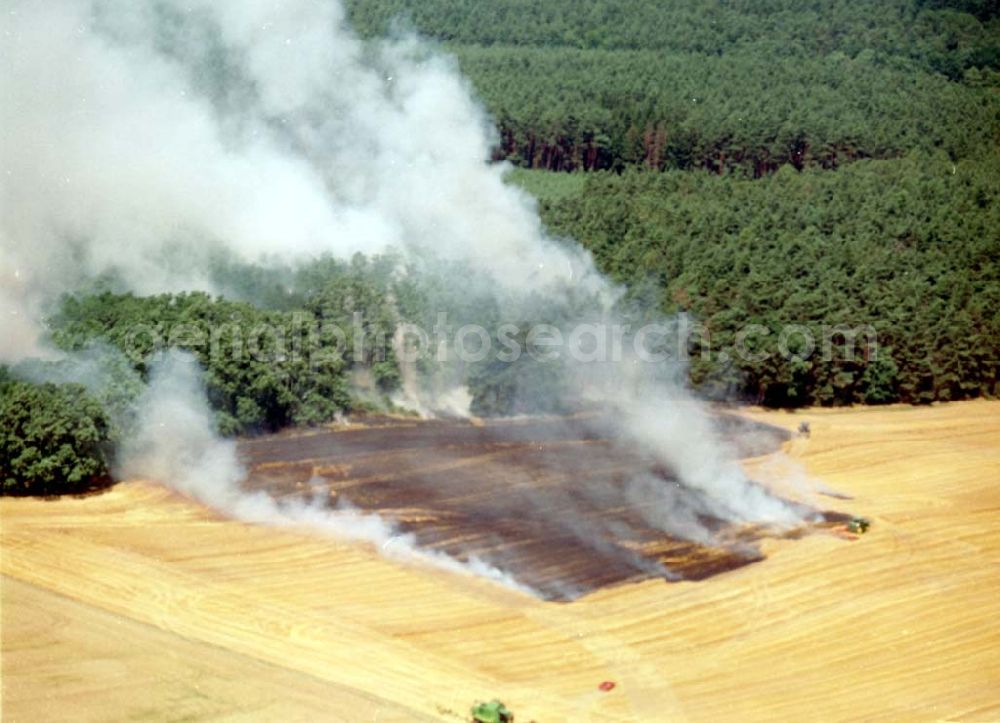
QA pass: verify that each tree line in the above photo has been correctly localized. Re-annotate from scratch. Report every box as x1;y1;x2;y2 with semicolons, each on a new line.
1;254;415;494
44;254;426;436
522;154;999;406
346;0;999;74
0;370;113;496
347;0;999;173
460;45;998;174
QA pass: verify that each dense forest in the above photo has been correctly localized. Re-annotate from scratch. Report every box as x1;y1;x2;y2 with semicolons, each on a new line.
4;0;998;493
517;155;999;406
1;255;411;494
0;371;113;496
44;255;424;432
347;0;1000;173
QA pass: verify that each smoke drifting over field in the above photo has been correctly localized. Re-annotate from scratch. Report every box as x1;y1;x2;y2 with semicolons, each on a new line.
2;0;813;592
1;0;592;361
122;352;538;594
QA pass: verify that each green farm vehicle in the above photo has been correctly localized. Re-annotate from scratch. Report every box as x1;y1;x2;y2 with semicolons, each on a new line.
471;699;513;723
846;517;871;534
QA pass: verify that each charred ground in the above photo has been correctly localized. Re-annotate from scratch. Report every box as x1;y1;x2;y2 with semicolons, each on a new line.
240;413;847;600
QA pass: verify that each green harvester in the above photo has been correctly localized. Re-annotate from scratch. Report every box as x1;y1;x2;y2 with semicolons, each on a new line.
471;699;513;723
846;517;871;534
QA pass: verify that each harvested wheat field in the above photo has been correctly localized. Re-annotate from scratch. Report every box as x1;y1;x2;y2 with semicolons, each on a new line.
3;401;999;721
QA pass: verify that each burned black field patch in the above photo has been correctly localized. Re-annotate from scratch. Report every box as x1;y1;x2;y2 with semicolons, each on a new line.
240;414;836;601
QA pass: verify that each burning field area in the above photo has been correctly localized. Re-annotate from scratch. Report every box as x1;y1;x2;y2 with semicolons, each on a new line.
5;402;999;721
240;413;845;600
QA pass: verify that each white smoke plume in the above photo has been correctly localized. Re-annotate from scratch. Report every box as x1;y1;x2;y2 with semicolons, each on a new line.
2;0;810;591
1;0;595;360
120;352;537;594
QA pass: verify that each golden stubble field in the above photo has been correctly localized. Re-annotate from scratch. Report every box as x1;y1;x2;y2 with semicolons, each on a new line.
3;401;999;721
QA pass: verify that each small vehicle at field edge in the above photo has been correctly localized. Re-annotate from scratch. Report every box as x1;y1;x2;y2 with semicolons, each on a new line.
471;699;513;723
846;517;871;534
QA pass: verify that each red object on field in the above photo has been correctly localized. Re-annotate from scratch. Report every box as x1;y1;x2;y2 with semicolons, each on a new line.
598;681;616;692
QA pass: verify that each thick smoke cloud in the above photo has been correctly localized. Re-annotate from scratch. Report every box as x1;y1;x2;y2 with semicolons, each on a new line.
121;352;537;594
1;0;592;360
2;0;810;592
